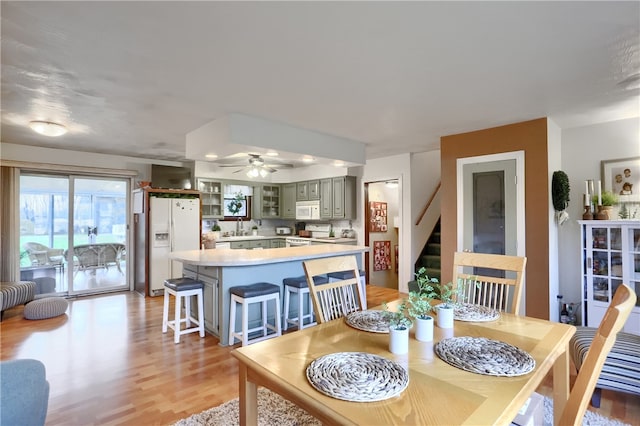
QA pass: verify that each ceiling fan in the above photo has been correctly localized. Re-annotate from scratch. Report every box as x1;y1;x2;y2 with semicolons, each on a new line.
218;154;293;177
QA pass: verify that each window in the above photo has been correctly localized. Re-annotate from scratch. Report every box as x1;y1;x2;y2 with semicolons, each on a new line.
223;196;252;220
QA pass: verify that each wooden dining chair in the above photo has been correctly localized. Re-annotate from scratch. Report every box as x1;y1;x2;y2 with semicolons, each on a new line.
303;255;364;323
559;283;636;425
452;251;527;314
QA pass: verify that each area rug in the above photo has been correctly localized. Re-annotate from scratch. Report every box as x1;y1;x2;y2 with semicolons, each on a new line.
173;388;630;426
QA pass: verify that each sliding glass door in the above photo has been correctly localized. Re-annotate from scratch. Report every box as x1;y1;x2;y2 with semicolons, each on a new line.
19;173;129;296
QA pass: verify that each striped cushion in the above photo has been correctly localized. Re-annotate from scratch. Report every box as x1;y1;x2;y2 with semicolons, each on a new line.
570;326;640;396
24;297;68;320
0;281;36;312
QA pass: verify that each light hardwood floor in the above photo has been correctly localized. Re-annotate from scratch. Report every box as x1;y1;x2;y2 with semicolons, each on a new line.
1;287;638;425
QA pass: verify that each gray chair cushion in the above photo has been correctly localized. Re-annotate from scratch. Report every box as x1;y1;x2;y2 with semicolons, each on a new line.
24;297;68;320
570;326;640;397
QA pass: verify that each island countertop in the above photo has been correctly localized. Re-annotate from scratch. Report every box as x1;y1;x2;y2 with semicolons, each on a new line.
170;244;369;267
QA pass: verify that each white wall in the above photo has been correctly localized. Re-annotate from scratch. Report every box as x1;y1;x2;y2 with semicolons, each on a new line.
547;119;562;321
559;117;640;317
1;142;186;180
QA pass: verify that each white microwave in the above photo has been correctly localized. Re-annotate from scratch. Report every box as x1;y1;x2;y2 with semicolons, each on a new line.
296;200;320;220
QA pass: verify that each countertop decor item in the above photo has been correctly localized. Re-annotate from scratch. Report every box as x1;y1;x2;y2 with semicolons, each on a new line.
306;352;409;402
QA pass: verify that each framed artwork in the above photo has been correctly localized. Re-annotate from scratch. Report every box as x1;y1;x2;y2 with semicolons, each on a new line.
601;157;640;202
373;240;391;271
369;201;388;232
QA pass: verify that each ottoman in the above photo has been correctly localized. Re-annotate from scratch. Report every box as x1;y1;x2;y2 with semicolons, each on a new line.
1;281;36;320
24;297;68;320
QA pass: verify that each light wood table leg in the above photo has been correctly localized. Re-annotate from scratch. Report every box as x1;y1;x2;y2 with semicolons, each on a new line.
552;347;570;426
238;364;258;426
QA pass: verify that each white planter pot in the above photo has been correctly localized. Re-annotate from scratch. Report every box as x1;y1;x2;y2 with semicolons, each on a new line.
437;305;454;329
415;315;434;342
252;230;258;236
389;326;409;354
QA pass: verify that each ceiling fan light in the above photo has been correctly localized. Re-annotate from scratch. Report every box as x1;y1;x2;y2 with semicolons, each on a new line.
247;168;259;178
29;120;67;137
259;168;269;178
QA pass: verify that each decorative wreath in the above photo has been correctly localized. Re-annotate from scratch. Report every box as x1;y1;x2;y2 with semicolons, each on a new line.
551;171;570;212
227;192;244;215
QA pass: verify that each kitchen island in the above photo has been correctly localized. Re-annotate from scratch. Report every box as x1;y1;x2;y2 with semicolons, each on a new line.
170;244;368;346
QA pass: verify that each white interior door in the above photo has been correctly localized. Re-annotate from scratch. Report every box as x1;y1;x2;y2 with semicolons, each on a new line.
456;151;526;313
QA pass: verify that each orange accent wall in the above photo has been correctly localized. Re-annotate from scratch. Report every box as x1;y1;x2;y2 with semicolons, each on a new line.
440;118;549;319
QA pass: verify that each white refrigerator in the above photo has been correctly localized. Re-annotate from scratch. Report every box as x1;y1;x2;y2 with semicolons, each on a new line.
149;197;200;295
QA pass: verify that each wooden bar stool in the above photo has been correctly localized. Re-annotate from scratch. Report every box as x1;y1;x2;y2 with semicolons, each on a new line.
162;277;205;344
282;274;328;331
228;282;282;346
327;269;367;309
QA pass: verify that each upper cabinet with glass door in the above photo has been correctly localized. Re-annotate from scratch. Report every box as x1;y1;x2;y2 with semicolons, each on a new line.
197;178;223;218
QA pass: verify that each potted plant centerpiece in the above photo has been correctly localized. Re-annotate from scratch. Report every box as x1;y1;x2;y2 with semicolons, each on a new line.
434;279;457;329
405;267;438;341
382;302;412;354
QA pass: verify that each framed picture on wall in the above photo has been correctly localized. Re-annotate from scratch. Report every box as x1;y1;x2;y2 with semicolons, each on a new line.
601;157;640;202
373;240;391;271
369;201;388;232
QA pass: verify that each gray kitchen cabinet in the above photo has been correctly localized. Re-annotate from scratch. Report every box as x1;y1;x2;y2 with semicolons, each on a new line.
297;180;320;201
250;240;270;249
281;183;296;219
296;181;308;201
196;178;223;218
332;176;356;219
308;180;320;200
270;238;286;248
253;184;281;219
320;178;333;218
230;241;251;249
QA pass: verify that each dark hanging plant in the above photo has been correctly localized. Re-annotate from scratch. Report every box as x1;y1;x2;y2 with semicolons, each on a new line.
551;171;570;211
552;171;571;226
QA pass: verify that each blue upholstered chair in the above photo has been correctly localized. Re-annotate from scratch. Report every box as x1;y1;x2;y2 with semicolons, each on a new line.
0;359;50;426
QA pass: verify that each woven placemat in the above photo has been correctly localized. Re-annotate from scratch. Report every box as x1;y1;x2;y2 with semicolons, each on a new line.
306;352;409;402
345;310;391;333
454;303;501;322
435;337;535;377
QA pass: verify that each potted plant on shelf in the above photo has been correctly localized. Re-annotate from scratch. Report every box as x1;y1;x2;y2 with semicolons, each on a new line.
592;190;618;220
211;223;221;240
382;302;412;354
405;267;438;341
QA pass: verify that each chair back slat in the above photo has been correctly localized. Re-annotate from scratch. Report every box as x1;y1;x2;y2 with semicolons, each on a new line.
453;252;527;314
303;255;364;323
560;284;636;425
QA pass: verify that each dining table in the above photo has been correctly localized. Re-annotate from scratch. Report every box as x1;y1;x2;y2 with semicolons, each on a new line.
231;300;576;426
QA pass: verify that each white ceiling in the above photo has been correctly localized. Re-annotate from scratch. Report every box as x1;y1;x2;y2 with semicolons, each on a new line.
2;1;639;167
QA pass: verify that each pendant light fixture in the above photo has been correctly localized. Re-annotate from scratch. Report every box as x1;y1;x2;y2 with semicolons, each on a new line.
29;121;68;137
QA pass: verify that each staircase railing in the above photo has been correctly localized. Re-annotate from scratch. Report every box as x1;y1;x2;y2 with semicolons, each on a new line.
415;182;441;226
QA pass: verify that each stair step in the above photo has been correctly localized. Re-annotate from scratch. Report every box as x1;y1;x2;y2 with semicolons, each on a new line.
426;243;441;256
421;254;441;269
430;232;441;244
422;268;441;281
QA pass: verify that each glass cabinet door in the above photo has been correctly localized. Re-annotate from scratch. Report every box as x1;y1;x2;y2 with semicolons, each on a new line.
590;227;623;304
627;227;640;308
198;179;222;218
